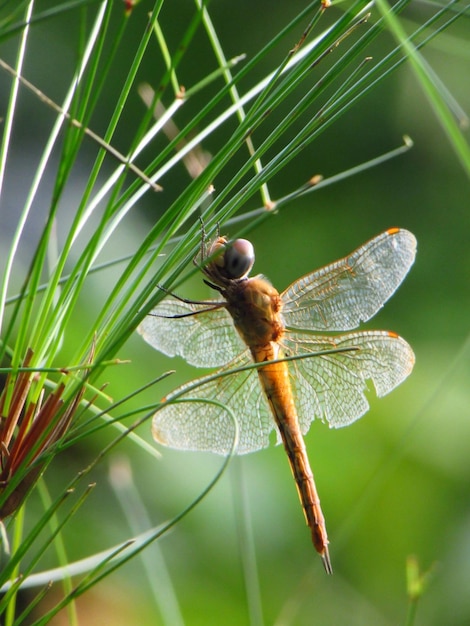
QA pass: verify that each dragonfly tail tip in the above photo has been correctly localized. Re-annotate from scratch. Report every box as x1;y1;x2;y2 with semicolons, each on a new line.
321;549;333;575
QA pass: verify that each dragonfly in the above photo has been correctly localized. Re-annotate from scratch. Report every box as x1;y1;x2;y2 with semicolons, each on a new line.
138;227;416;574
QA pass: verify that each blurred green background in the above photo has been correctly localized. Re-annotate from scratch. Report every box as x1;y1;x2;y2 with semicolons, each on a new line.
1;1;469;624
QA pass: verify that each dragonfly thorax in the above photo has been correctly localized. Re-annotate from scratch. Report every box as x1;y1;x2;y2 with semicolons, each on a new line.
224;276;284;348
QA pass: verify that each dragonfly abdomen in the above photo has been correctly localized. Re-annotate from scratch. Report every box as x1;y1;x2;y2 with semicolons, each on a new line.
253;344;333;574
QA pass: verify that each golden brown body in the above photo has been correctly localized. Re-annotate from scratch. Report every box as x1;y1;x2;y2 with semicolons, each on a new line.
225;275;332;573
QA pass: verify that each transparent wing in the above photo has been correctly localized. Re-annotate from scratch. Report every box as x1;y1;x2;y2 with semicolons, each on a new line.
281;228;417;332
283;329;415;431
138;298;245;368
153;351;275;455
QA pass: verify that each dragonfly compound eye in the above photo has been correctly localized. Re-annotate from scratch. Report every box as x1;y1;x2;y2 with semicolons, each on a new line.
223;238;255;279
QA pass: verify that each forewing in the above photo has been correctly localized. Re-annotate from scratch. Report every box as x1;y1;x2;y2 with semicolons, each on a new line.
153;351;275;455
281;229;416;332
138;298;245;368
284;330;415;431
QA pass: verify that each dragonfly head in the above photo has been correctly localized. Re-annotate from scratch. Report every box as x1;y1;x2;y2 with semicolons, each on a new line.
207;237;255;281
